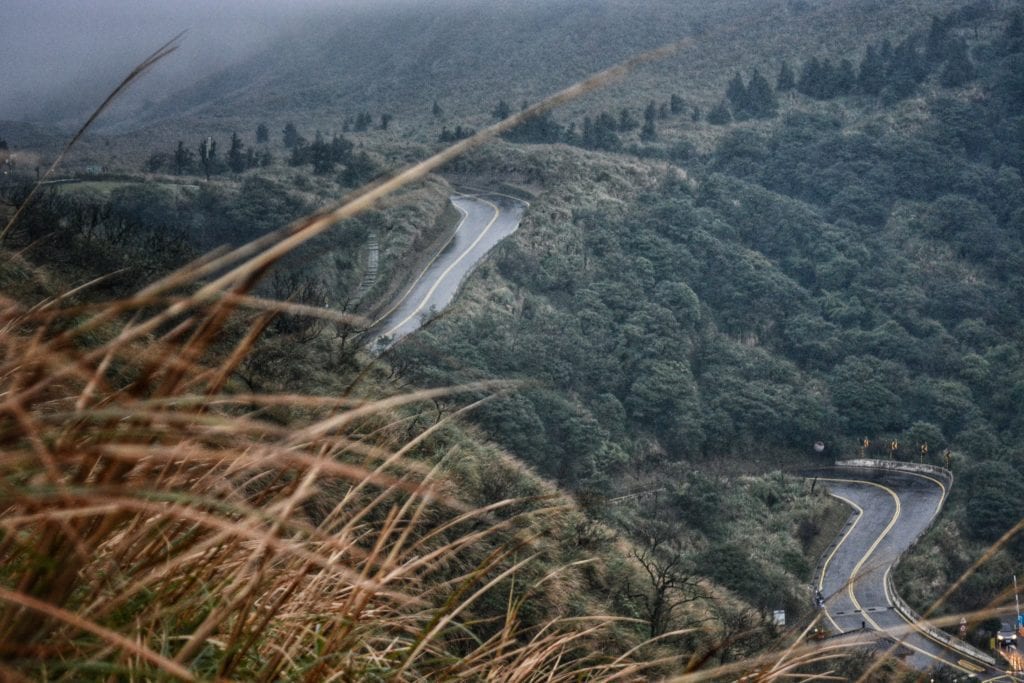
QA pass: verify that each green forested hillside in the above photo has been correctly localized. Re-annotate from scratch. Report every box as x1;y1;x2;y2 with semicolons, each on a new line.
3;0;1024;676
113;0;974;147
392;2;1024;626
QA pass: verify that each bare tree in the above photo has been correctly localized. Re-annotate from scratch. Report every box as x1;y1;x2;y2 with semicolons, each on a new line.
269;271;330;343
627;519;707;638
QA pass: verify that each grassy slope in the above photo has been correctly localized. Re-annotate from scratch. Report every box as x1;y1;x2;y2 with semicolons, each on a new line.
5;0;1017;674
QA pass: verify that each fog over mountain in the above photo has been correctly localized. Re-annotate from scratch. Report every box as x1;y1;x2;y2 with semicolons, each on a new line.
0;0;347;125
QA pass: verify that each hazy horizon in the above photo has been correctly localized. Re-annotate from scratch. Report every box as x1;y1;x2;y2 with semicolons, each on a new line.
0;0;352;125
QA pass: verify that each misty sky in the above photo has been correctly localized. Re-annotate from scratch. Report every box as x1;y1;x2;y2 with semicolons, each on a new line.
0;0;344;123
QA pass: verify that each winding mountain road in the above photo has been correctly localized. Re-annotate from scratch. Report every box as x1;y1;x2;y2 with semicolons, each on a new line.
809;463;1010;679
365;190;528;350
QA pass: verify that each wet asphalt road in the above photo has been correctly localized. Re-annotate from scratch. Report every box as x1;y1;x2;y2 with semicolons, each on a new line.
365;191;528;350
810;467;1009;679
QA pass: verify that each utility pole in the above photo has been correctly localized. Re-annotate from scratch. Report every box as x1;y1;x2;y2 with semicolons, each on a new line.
1015;575;1021;632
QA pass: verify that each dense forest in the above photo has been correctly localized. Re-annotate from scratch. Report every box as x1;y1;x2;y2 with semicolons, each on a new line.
396;3;1024;623
2;0;1023;678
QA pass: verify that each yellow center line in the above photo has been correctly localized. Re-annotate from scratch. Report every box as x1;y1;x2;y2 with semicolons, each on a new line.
820;477;975;674
368;200;470;329
871;470;995;672
817;490;862;633
379;196;502;340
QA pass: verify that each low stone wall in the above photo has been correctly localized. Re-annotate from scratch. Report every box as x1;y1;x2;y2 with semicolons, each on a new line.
835;459;953;490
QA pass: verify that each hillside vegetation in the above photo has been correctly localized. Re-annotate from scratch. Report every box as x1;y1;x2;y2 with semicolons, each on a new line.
2;0;1023;678
395;0;1024;641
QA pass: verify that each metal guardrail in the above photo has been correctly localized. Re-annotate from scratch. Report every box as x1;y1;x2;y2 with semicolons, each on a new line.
831;460;997;667
884;572;997;666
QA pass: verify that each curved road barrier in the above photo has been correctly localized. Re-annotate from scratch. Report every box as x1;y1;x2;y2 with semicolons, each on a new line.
807;460;1002;677
365;191;528;350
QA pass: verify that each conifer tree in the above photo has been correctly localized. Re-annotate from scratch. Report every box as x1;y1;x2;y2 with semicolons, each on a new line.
670;93;685;114
227;132;246;173
797;58;822;97
641;101;657;140
835;59;857;95
777;61;796;92
198;137;217;180
940;38;976;87
746;69;778;118
706;100;732;125
857;45;887;96
619;108;639;132
726;72;750;118
282;122;302;149
173;141;192;175
492;99;512;120
256;123;269;144
311;132;334;175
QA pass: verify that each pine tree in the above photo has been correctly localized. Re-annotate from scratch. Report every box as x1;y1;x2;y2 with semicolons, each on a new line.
706;100;732;125
726;72;750;118
644;101;657;124
797;58;822;97
640;119;656;141
198;137;217;180
380;113;393;131
834;58;857;96
0;137;8;151
746;69;778;118
590;112;621;150
618;108;639;132
173;141;193;175
857;45;886;96
311;132;334;175
227;132;246;173
503;110;562;144
493;99;512;120
940;38;976;87
777;61;796;91
432;100;444;118
641;101;657;140
256;123;269;144
353;113;373;132
282;122;302;149
330;134;353;164
341;151;377;186
670;94;685;114
886;36;927;101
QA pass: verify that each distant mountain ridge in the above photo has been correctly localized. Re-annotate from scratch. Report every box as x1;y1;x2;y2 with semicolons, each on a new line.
134;0;968;134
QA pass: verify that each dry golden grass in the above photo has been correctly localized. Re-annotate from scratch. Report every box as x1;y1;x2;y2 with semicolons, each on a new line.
0;39;682;680
0;230;671;680
2;27;1019;683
